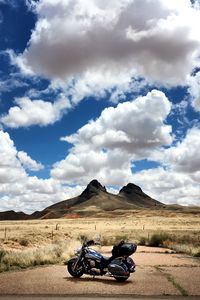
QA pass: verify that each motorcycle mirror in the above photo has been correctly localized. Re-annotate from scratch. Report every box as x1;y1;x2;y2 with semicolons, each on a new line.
87;240;95;246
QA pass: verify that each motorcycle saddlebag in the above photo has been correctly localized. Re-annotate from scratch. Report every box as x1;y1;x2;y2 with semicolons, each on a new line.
112;241;137;257
108;258;129;277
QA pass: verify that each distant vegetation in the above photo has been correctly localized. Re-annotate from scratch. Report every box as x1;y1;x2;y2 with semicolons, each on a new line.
0;210;199;272
138;232;200;256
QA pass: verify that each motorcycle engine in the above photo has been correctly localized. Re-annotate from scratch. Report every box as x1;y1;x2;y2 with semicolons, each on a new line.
87;259;101;275
88;259;96;268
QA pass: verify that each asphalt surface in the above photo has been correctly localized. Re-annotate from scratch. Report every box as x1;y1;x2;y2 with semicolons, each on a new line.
0;297;200;300
0;246;199;297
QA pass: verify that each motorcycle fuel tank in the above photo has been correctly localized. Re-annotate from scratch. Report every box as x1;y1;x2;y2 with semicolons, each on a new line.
85;249;103;261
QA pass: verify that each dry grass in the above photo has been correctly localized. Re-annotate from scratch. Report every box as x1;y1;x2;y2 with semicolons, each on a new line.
0;239;80;272
0;209;199;272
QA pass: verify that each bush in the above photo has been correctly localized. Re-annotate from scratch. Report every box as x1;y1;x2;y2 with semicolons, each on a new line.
78;234;88;243
19;239;29;247
0;249;6;262
139;236;148;246
148;233;171;247
194;251;200;257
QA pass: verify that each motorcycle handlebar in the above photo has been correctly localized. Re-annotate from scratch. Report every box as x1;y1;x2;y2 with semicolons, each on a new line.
83;240;101;247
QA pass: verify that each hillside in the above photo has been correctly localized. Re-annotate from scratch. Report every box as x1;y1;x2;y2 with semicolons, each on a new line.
0;180;164;220
31;180;164;219
0;210;30;221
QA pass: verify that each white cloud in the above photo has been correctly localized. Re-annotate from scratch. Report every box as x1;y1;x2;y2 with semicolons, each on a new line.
61;90;172;154
188;71;200;112
0;130;83;213
50;89;200;206
131;167;200;206
53;69;147;105
17;151;44;171
0;131;26;183
0;77;28;95
0;122;200;211
130;127;200;206
51;148;133;186
51;90;172;184
164;127;200;173
12;0;200;89
0;96;71;128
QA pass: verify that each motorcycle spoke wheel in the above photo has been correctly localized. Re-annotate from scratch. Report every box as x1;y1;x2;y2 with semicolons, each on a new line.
67;259;84;278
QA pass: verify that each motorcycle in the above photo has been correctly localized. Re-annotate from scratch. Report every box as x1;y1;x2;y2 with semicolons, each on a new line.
67;239;137;281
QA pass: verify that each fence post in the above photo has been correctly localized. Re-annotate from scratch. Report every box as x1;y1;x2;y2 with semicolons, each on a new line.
4;227;7;241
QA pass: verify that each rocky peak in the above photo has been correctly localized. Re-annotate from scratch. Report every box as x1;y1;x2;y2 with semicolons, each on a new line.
80;179;107;199
119;183;143;196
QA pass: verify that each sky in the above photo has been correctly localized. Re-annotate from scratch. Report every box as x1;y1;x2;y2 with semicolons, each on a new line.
0;0;200;213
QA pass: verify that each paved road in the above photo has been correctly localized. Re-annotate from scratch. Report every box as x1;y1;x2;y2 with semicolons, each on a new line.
0;297;200;300
0;246;199;296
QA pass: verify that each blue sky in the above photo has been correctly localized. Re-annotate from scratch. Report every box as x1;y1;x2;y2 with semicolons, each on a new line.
0;0;200;213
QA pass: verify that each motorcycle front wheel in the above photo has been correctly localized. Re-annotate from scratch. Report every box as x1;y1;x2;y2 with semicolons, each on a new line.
67;257;84;278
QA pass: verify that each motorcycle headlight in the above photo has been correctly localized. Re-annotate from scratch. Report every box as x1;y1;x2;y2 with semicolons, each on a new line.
75;246;82;255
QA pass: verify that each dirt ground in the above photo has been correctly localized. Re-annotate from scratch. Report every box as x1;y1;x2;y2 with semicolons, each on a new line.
0;246;199;296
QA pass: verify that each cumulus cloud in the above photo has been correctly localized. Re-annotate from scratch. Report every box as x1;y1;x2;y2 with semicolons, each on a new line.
130;127;200;205
164;127;200;173
52;148;133;186
17;151;44;171
52;69;147;105
61;90;172;153
132;167;200;206
188;71;200;111
0;130;83;213
50;89;200;205
0;131;26;183
12;0;200;89
51;90;172;184
0;96;71;128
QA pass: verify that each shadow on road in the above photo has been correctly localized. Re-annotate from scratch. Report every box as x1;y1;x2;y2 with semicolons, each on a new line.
64;276;133;285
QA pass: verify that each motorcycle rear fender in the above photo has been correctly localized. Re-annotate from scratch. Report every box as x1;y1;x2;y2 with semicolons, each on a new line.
126;256;136;273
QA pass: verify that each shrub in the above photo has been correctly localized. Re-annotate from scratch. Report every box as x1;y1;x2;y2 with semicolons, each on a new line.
78;234;88;243
100;234;129;246
139;236;148;246
19;239;29;246
194;251;200;257
148;233;171;247
0;249;6;262
114;234;129;244
99;236;112;246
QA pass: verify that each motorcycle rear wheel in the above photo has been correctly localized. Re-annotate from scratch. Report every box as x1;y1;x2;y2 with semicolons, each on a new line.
67;258;84;278
114;276;129;282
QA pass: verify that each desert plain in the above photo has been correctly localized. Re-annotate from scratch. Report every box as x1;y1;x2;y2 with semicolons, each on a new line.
0;209;200;296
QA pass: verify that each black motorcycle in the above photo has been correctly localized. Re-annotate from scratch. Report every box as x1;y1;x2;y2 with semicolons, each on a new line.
67;240;137;281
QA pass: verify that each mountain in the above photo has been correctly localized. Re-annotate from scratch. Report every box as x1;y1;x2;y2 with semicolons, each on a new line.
0;180;164;220
30;180;164;219
118;183;163;208
0;210;30;221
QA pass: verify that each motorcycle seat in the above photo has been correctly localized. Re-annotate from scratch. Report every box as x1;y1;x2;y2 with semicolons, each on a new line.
102;256;111;262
